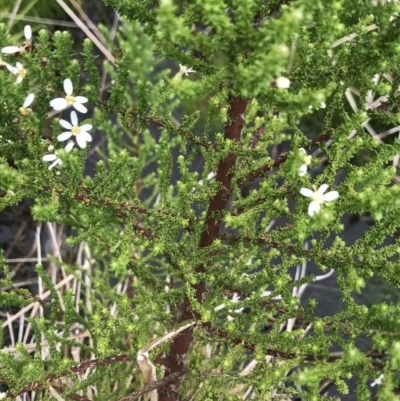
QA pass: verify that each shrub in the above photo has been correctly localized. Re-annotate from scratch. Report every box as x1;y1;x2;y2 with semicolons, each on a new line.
1;1;400;400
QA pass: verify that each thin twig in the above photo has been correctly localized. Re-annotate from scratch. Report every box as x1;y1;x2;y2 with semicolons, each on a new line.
4;219;29;258
0;12;82;28
6;355;132;398
239;133;331;186
115;367;190;401
53;0;115;64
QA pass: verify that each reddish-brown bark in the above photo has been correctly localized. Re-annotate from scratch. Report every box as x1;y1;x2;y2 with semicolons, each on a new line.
158;97;250;401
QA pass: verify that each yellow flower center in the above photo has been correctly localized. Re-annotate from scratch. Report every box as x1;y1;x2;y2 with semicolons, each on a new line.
303;155;312;166
18;68;26;78
65;95;75;105
179;66;189;75
311;186;324;204
18;46;27;55
71;126;80;136
19;107;31;116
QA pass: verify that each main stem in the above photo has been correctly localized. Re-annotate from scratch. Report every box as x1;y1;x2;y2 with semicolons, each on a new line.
158;96;250;401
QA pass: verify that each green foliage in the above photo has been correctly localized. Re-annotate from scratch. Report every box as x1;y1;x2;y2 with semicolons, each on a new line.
2;0;400;400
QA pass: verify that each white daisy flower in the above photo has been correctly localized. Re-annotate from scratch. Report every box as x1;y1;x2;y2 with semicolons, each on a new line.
57;111;93;149
298;148;312;177
20;93;35;116
300;184;339;216
6;62;26;83
1;25;32;54
42;142;74;170
371;373;384;387
0;392;6;399
178;64;196;76
49;78;88;113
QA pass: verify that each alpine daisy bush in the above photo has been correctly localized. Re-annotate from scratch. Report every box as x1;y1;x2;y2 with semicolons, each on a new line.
1;1;400;401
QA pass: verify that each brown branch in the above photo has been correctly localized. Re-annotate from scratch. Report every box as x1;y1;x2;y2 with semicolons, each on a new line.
218;231;298;255
217;231;365;271
6;355;131;398
202;323;385;368
6;357;189;401
158;96;250;401
38;185;198;239
122;107;213;148
143;116;213;149
238;133;330;186
198;98;250;246
14;127;28;142
39;183;186;286
249;126;264;149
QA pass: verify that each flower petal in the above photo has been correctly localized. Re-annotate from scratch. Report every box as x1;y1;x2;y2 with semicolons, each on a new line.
43;154;57;161
65;142;75;152
70;111;78;126
322;191;339;202
50;98;68;110
64;78;73;95
1;46;19;54
317;184;329;194
74;96;88;104
276;76;290;89
308;201;320;216
16;62;23;69
300;188;314;198
59;119;72;130
57;132;72;142
73;102;88;113
16;76;23;84
24;25;32;40
23;93;35;108
76;134;87;149
299;165;308;177
80;131;92;142
49;159;61;170
80;124;93;132
371;374;384;388
49;98;59;106
6;63;16;73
